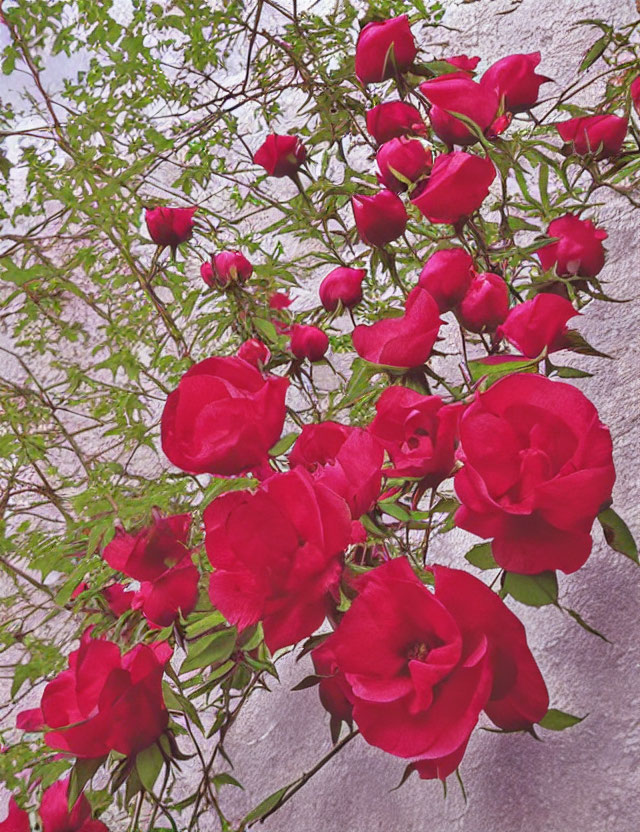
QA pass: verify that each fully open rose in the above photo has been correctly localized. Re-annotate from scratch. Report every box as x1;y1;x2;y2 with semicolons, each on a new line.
454;373;615;574
313;558;548;779
204;468;352;652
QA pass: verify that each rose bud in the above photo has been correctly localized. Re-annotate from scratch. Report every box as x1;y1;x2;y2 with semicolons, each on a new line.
313;558;548;779
535;214;607;278
269;291;292;309
455;373;615;574
411;152;496;225
355;14;417;85
290;324;329;362
145;206;197;252
420;75;499;147
352;190;408;247
319;266;365;311
253;134;307;178
30;629;172;758
289;422;383;519
557;114;628;160
418;247;475;311
480;51;551;113
457;271;509;333
0;798;29;832
376;137;432;192
200;250;253;289
205;467;352;652
446;54;480;73
161;356;289;475
631;76;640;116
237;338;271;367
39;778;109;832
352;287;442;368
497;294;579;358
365;100;427;144
369;387;461;486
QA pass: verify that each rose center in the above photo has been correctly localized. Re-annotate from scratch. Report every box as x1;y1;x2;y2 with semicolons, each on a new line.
407;641;430;662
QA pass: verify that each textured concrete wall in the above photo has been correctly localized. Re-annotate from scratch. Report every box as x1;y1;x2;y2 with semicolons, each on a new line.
2;1;639;830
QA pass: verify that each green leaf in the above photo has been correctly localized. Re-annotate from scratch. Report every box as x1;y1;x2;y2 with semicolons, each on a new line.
563;329;612;359
468;355;540;385
241;786;289;826
579;35;609;72
291;674;322;691
539;708;585;731
269;432;299;456
68;757;106;809
180;628;237;674
464;542;498;570
211;772;243;790
598;508;638;564
339;357;378;407
552;365;593;379
503;571;558;607
136;743;164;793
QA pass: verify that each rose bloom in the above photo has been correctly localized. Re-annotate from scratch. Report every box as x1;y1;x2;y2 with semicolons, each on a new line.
161;356;289;476
497;294;579;358
319;266;365;311
254;134;307;177
313;557;548;779
289;422;383;519
455;373;615;574
237;338;271;368
41;779;108;832
418;247;474;312
536;214;607;278
0;797;29;832
631;76;640;116
411;152;496;225
145;206;196;251
352;190;408;247
290;324;329;362
420;75;498;147
103;512;198;628
376;137;432;192
269;291;292;309
369;387;461;486
365;101;427;144
20;629;171;758
355;15;417;84
480;52;551;113
205;468;352;652
557;114;628;160
457;271;509;333
352;287;442;368
201;250;253;288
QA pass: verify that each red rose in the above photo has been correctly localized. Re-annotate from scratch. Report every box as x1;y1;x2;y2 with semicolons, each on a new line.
145;206;196;251
369;387;461;486
35;629;171;758
557;114;628;160
420;75;498;147
355;15;417;84
205;468;352;651
376;137;432;192
418;247;474;311
254;134;307;178
365;101;427;144
269;292;292;309
411;152;496;225
102;583;135;617
631;77;640;116
312;647;353;725
319;267;365;311
457;271;509;332
481;52;551;113
39;779;108;832
237;338;271;368
0;798;29;832
497;294;579;358
313;558;548;778
536;214;607;278
455;373;615;574
161;356;289;475
352;287;442;368
288;422;383;519
290;324;329;362
446;55;480;73
352;190;408;247
202;251;253;288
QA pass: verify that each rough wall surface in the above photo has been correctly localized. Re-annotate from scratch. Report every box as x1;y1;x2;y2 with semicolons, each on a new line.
2;1;639;831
